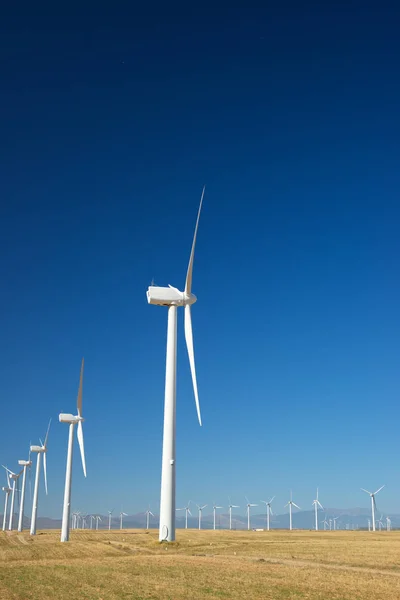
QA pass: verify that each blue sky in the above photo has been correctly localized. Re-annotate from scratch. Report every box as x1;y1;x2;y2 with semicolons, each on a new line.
1;2;399;519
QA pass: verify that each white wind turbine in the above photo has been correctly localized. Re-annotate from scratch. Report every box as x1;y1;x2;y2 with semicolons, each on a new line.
285;491;300;531
245;497;258;531
197;504;207;530
176;501;192;529
333;516;339;530
108;509;114;530
312;488;323;531
147;187;205;542
17;453;32;532
120;511;127;530
145;507;155;530
2;470;12;531
95;515;101;530
212;503;223;530
90;515;95;529
2;466;23;531
30;420;51;535
386;516;391;532
59;359;87;542
228;498;239;531
361;485;384;532
261;497;275;531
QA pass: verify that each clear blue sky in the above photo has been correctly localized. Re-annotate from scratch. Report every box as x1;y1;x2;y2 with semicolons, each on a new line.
1;2;399;519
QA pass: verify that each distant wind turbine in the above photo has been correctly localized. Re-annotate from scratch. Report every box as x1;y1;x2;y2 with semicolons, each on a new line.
333;516;339;530
146;187;205;542
312;488;323;531
261;497;274;531
285;491;300;531
2;470;12;531
145;507;154;530
196;504;207;530
95;515;101;530
176;501;191;529
245;497;258;531
212;503;223;530
108;509;114;530
228;498;239;531
2;466;23;531
120;511;127;530
30;420;51;535
17;454;32;532
361;485;384;532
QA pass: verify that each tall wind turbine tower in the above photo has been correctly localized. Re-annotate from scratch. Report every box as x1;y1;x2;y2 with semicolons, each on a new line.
17;454;32;532
176;501;192;529
146;187;205;542
3;467;22;531
212;503;223;530
285;491;300;531
197;504;207;530
361;485;384;532
145;507;155;530
312;488;323;531
59;359;87;542
30;420;51;535
108;509;114;530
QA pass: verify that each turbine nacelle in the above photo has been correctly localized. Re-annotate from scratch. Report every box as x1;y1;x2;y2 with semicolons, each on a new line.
59;413;84;424
30;445;46;453
18;460;32;467
146;286;197;307
2;487;11;493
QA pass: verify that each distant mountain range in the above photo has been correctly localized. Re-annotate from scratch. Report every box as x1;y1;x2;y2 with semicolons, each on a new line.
2;508;398;531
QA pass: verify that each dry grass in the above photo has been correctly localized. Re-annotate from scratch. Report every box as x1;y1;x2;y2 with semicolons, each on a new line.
0;529;399;599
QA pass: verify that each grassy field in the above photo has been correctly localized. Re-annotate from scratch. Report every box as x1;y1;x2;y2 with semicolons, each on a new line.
1;529;400;599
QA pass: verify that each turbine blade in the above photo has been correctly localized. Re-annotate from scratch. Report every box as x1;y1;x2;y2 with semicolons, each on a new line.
373;485;385;495
77;421;87;477
317;501;324;510
43;452;48;495
184;186;205;295
292;503;301;509
44;418;52;448
269;496;275;503
360;488;371;495
77;358;84;417
184;304;202;426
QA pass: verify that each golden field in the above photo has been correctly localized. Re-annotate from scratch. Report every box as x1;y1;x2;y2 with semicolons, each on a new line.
1;528;399;599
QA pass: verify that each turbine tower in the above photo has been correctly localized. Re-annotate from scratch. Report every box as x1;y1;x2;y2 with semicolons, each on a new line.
120;511;127;529
228;498;239;531
285;491;300;531
30;420;51;535
312;488;323;531
245;497;258;531
59;359;87;542
196;504;207;530
261;497;275;531
147;187;205;542
2;470;12;531
108;509;114;530
361;485;384;532
145;506;155;530
176;501;191;529
17;454;32;532
3;466;23;531
212;503;223;530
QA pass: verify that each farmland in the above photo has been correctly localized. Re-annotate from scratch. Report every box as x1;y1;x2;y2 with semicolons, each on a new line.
1;529;399;599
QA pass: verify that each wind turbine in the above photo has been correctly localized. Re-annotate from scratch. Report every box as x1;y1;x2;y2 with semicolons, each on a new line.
228;498;239;531
108;509;114;530
312;488;323;531
90;515;95;529
17;454;32;532
261;497;274;531
386;516;391;532
2;470;12;531
196;504;207;530
145;507;155;530
176;501;192;529
30;420;51;535
3;466;23;531
120;511;127;530
212;503;223;530
333;516;339;530
95;515;101;530
59;359;87;542
147;187;205;542
321;516;329;530
377;515;384;531
285;491;300;531
245;497;258;531
361;485;384;532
